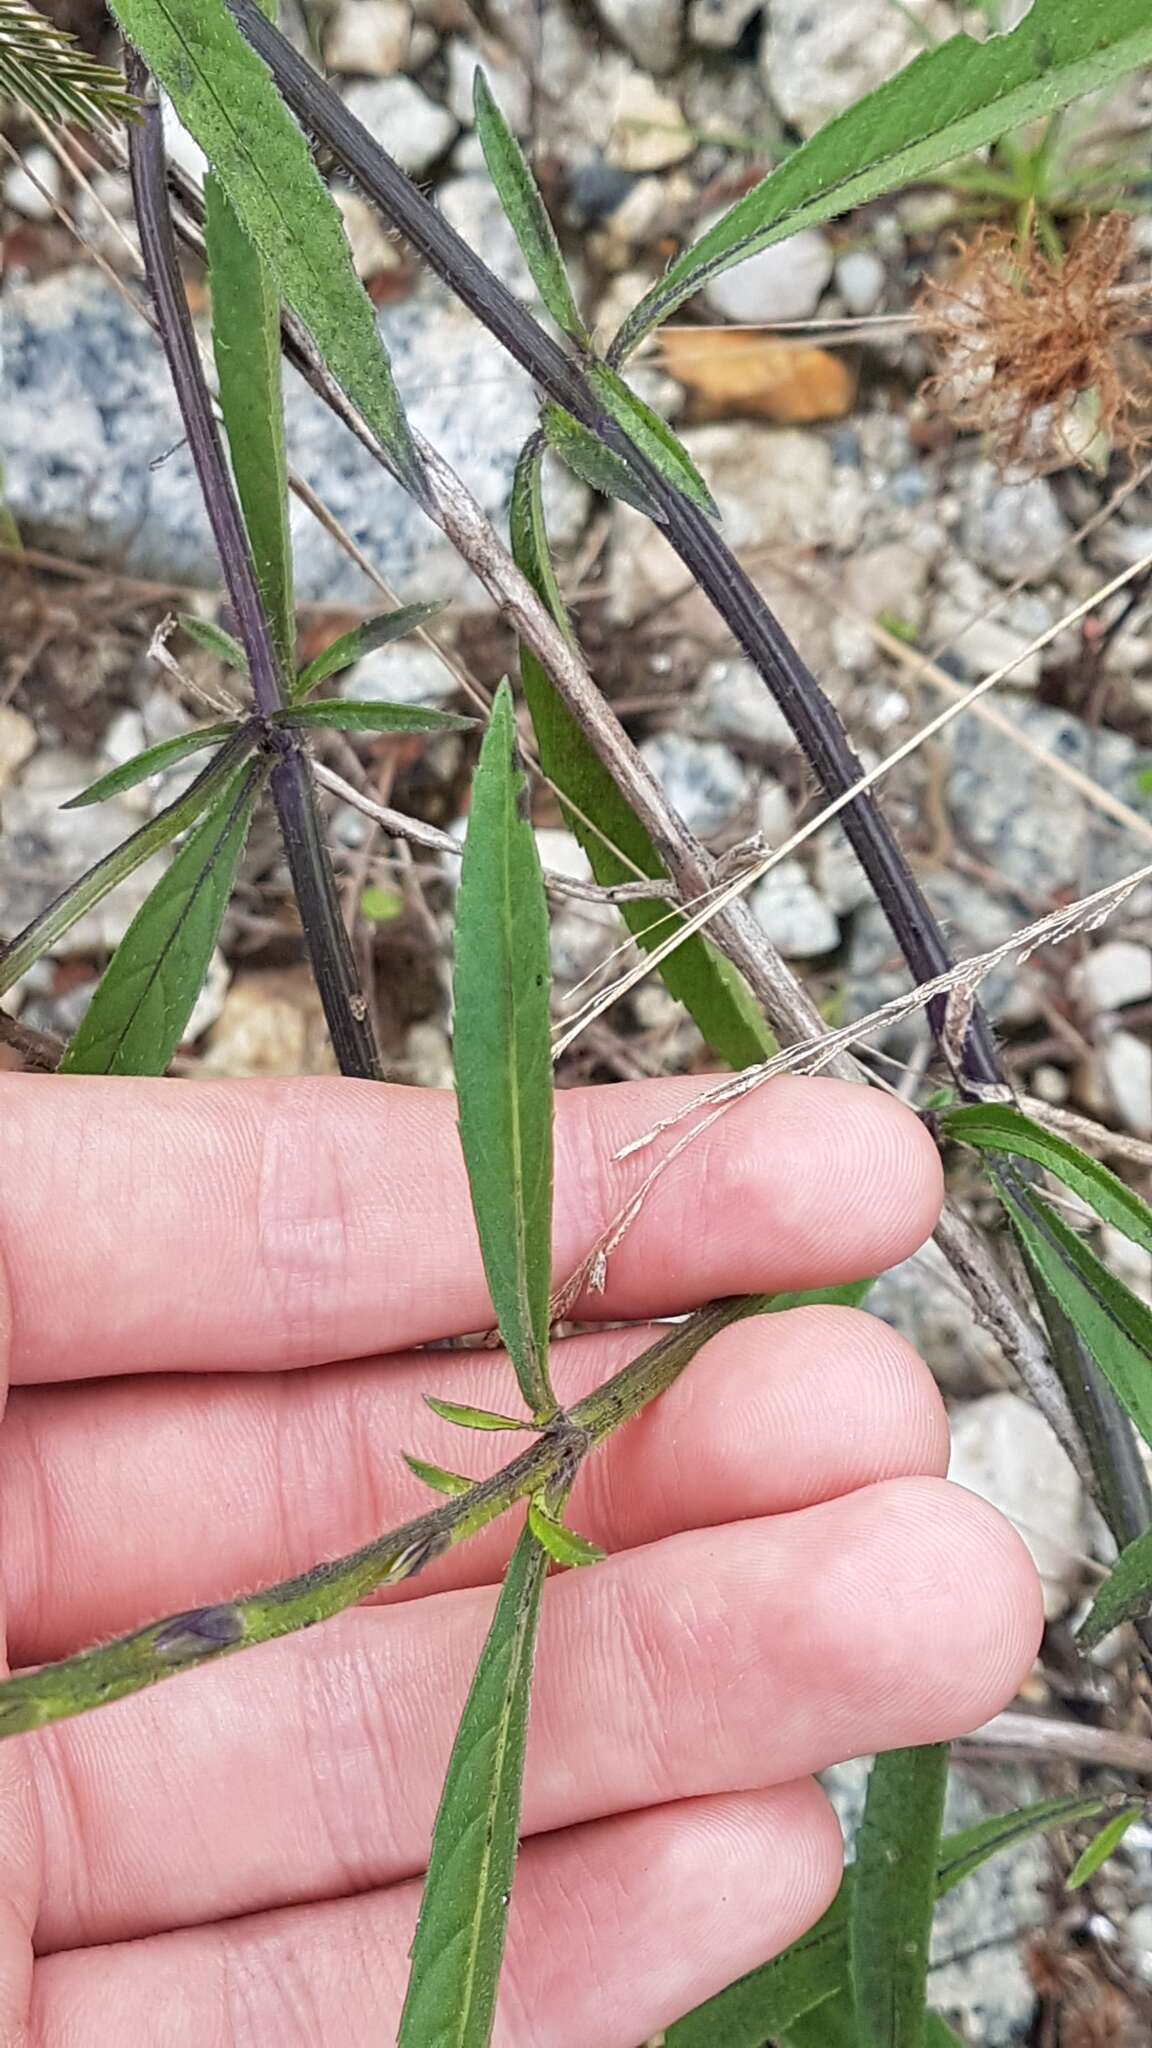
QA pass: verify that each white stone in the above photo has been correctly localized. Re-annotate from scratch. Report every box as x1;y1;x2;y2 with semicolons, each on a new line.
2;145;60;221
689;0;761;49
334;190;403;280
750;859;838;957
1073;940;1152;1013
0;707;36;792
444;38;531;133
695;656;795;750
184;949;231;1044
701;222;834;324
761;0;949;138
756;777;794;844
948;1392;1087;1620
161;96;208;184
639;731;749;837
961;462;1072;586
596;0;682;73
325;0;411;75
844;539;935;633
1102;1030;1152;1138
835;248;886;316
605;73;692;172
407;1018;454;1089
342;76;457;178
343;642;459;706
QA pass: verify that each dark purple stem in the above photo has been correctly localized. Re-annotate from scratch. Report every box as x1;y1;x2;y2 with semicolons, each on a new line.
127;55;384;1082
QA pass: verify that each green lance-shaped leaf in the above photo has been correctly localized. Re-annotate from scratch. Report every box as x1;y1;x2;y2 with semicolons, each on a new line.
176;613;249;671
510;440;773;1071
527;1498;605;1567
453;679;556;1422
472;68;589;346
850;1742;949;2048
292;601;445;700
403;1454;476;1499
1066;1807;1142;1889
944;1104;1152;1258
424;1396;533;1433
204;82;296;679
586;362;718;518
540;402;662;519
0;728;256;996
275;699;475;736
397;1523;548;2048
109;0;425;503
611;0;1152;362
995;1172;1152;1452
923;2020;966;2048
667;1792;1110;2048
60;765;263;1077
1080;1523;1152;1647
62;722;243;808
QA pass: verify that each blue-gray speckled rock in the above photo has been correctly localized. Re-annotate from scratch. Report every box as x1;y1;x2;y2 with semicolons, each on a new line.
2;262;586;606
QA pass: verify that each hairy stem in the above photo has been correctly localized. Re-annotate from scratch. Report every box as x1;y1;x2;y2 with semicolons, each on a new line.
127;55;383;1081
0;1295;766;1741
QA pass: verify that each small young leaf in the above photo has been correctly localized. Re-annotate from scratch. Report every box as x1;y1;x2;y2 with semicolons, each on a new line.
1080;1523;1152;1647
944;1103;1152;1257
397;1524;548;2048
61;722;242;808
473;68;589;345
610;0;1152;361
849;1742;949;2048
292;601;444;699
425;1395;533;1433
110;0;425;503
453;679;556;1422
539;402;663;518
995;1172;1152;1451
587;361;718;517
0;730;256;996
60;765;263;1077
276;698;475;735
403;1452;475;1498
176;613;249;671
205;118;296;677
527;1499;605;1567
510;440;774;1071
667;1793;1109;2047
1066;1807;1141;1889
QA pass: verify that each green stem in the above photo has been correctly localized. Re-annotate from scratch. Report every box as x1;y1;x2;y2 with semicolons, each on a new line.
0;1294;770;1743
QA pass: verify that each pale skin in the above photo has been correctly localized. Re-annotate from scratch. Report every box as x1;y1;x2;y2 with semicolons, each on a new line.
0;1071;1042;2045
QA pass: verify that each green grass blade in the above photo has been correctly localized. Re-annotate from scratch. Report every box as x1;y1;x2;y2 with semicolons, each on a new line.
995;1173;1152;1450
205;53;295;678
0;731;255;995
453;680;556;1422
176;613;249;671
944;1103;1152;1257
850;1743;949;2048
1066;1807;1141;1887
510;441;773;1070
472;68;588;345
292;602;444;699
587;362;718;517
1080;1524;1152;1646
62;724;241;808
0;0;138;131
277;699;474;735
397;1524;548;2048
611;0;1152;361
540;403;662;518
667;1793;1107;2046
60;765;263;1076
110;0;425;502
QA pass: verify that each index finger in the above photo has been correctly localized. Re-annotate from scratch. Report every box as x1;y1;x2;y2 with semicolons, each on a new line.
0;1072;941;1383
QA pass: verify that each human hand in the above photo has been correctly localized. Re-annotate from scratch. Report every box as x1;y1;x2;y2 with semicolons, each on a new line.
0;1072;1041;2044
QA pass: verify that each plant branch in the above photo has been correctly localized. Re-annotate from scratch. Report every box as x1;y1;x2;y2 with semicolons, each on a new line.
0;1294;766;1742
126;54;383;1081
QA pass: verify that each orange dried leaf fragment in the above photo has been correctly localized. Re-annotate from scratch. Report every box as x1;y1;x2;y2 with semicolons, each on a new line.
658;326;856;423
